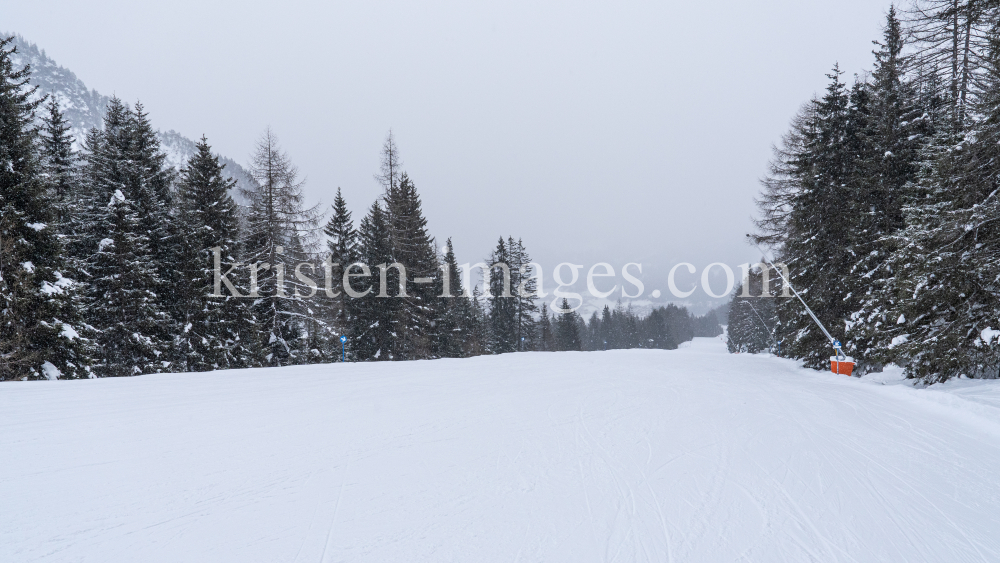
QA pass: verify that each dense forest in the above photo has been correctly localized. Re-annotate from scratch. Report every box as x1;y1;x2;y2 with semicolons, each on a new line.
0;36;719;381
728;1;1000;383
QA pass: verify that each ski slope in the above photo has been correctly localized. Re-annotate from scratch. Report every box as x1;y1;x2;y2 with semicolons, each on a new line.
3;338;1000;562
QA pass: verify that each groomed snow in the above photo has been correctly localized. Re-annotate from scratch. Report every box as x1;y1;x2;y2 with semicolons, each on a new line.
3;338;1000;562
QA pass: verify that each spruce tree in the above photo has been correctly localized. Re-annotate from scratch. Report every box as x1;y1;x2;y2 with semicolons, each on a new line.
599;305;613;350
39;98;76;230
0;37;88;380
553;298;582;351
87;189;170;376
79;98;171;376
847;8;927;369
349;200;397;360
692;311;723;338
128;104;181;355
584;311;601;351
538;305;554;351
436;238;477;357
487;237;516;353
385;172;439;359
767;67;862;369
640;308;679;350
175;136;257;371
323;187;357;337
509;237;538;351
880;20;1000;382
661;304;693;345
468;284;489;356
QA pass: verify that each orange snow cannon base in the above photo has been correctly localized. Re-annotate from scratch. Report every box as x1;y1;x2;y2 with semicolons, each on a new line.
830;356;855;376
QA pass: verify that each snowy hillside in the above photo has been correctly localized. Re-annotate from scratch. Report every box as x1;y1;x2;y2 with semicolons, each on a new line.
6;33;253;195
3;338;999;562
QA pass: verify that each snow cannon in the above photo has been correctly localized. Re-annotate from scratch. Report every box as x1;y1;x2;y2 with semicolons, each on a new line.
829;341;854;376
830;355;855;376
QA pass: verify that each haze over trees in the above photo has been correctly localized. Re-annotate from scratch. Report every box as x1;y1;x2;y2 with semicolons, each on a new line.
0;37;718;379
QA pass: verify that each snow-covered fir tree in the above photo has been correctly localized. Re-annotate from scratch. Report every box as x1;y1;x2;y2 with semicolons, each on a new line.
487;237;517;353
436;238;479;357
385;172;439;359
79;98;173;376
845;8;927;369
323;187;357;339
0;37;88;380
39;98;76;230
553;298;582;351
756;67;864;369
538;305;555;351
174;136;259;371
508;237;538;351
349;200;397;361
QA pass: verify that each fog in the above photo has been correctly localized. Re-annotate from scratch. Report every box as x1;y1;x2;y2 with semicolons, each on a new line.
8;0;893;311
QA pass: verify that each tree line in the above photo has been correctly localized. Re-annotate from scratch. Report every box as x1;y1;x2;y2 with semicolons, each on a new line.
0;36;718;380
731;2;1000;383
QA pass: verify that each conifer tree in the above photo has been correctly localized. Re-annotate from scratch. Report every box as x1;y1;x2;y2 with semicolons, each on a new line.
879;20;1000;382
599;305;613;350
240;129;321;366
436;238;478;357
847;9;928;369
289;234;333;363
385;172;439;359
175;137;258;371
584;311;601;351
323;187;357;337
538;305;554;351
468;284;489;356
487;237;516;353
509;237;538;351
128;104;181;352
764;68;863;368
0;37;88;380
349;200;397;360
79;98;172;376
640;308;677;349
39;98;76;230
692;311;723;338
553;298;582;351
87;189;170;376
907;0;995;130
374;130;403;195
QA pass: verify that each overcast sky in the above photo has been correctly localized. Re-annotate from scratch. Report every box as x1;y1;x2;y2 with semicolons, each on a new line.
9;0;894;309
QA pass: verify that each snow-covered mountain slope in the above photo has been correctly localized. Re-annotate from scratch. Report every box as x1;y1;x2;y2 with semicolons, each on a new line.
6;33;253;193
3;338;999;562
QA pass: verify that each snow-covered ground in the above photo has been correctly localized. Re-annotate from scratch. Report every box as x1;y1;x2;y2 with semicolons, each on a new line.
3;338;1000;562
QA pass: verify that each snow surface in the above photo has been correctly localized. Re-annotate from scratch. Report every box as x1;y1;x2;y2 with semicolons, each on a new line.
3;338;1000;562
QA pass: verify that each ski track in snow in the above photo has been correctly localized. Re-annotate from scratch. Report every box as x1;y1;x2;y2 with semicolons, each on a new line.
3;338;1000;562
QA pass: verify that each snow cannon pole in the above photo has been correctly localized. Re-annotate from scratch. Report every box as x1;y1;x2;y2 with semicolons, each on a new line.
744;300;778;347
748;237;846;361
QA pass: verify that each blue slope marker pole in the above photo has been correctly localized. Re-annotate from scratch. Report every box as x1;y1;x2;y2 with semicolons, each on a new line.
340;335;347;362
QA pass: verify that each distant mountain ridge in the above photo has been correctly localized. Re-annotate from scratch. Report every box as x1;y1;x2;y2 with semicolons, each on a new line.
6;33;253;193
